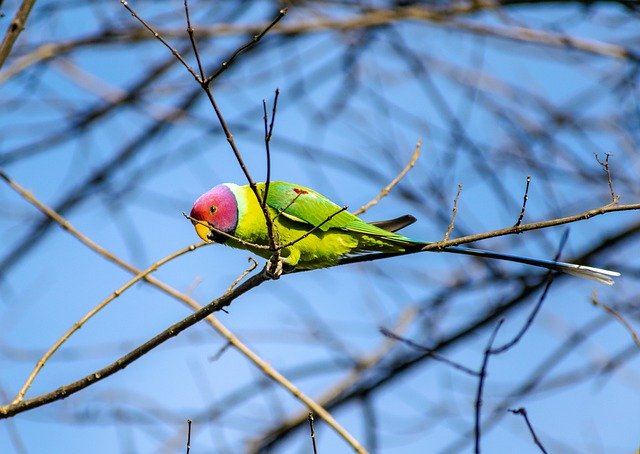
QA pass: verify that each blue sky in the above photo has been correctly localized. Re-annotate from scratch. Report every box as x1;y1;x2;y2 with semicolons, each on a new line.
1;1;639;453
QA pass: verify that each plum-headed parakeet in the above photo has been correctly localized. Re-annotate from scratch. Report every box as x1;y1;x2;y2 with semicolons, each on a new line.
189;181;619;284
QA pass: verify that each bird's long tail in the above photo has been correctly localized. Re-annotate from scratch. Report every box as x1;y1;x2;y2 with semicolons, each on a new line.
442;246;620;285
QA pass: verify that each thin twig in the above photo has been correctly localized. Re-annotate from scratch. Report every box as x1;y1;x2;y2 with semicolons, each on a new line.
474;319;504;454
262;88;280;211
224;258;258;296
278;206;348;250
204;8;288;84
508;408;548;454
354;139;422;216
416;202;640;252
183;213;270;250
514;176;531;227
260;89;282;274
379;328;478;376
0;0;37;70
444;184;463;241
594;153;619;204
186;419;192;454
591;291;640;349
308;413;318;454
489;231;568;354
183;0;205;80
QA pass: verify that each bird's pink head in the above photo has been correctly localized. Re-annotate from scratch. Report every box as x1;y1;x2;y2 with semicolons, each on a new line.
190;184;238;243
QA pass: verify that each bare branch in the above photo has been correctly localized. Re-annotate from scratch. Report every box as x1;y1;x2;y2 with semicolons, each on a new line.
120;0;200;81
186;419;192;454
514;176;531;227
308;413;318;454
278;206;348;250
183;0;205;80
591;291;640;349
379;328;479;376
204;8;288;85
508;408;549;454
0;0;37;69
354;139;422;216
489;231;567;354
224;257;258;296
474;319;504;454
594;153;619;204
444;184;463;241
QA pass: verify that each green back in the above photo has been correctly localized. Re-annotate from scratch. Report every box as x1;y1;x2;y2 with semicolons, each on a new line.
264;182;415;242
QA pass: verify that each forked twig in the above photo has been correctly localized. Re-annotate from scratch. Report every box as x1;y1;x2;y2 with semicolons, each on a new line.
120;0;200;81
594;153;619;204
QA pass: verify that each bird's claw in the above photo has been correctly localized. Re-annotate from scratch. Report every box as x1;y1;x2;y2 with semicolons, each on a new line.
264;256;284;280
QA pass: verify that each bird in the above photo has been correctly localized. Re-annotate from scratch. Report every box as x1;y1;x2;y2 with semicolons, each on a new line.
189;181;619;284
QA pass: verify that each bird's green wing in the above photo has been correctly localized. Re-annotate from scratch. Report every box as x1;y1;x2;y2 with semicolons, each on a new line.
264;182;414;240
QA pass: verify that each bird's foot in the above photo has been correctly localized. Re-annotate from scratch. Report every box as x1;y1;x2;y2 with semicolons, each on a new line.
264;255;284;280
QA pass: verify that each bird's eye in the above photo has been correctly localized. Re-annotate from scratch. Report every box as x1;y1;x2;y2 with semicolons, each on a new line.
209;206;217;214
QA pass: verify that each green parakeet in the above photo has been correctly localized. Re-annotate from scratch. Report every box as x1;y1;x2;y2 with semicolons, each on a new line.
189;181;619;284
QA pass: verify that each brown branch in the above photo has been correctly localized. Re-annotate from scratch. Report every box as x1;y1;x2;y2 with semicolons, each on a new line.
444;184;463;241
0;270;267;419
204;8;288;85
354;139;422;216
445;19;639;62
336;201;640;268
224;257;258;296
591;291;640;349
594;153;619;204
0;0;37;70
183;0;205;80
419;201;640;253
